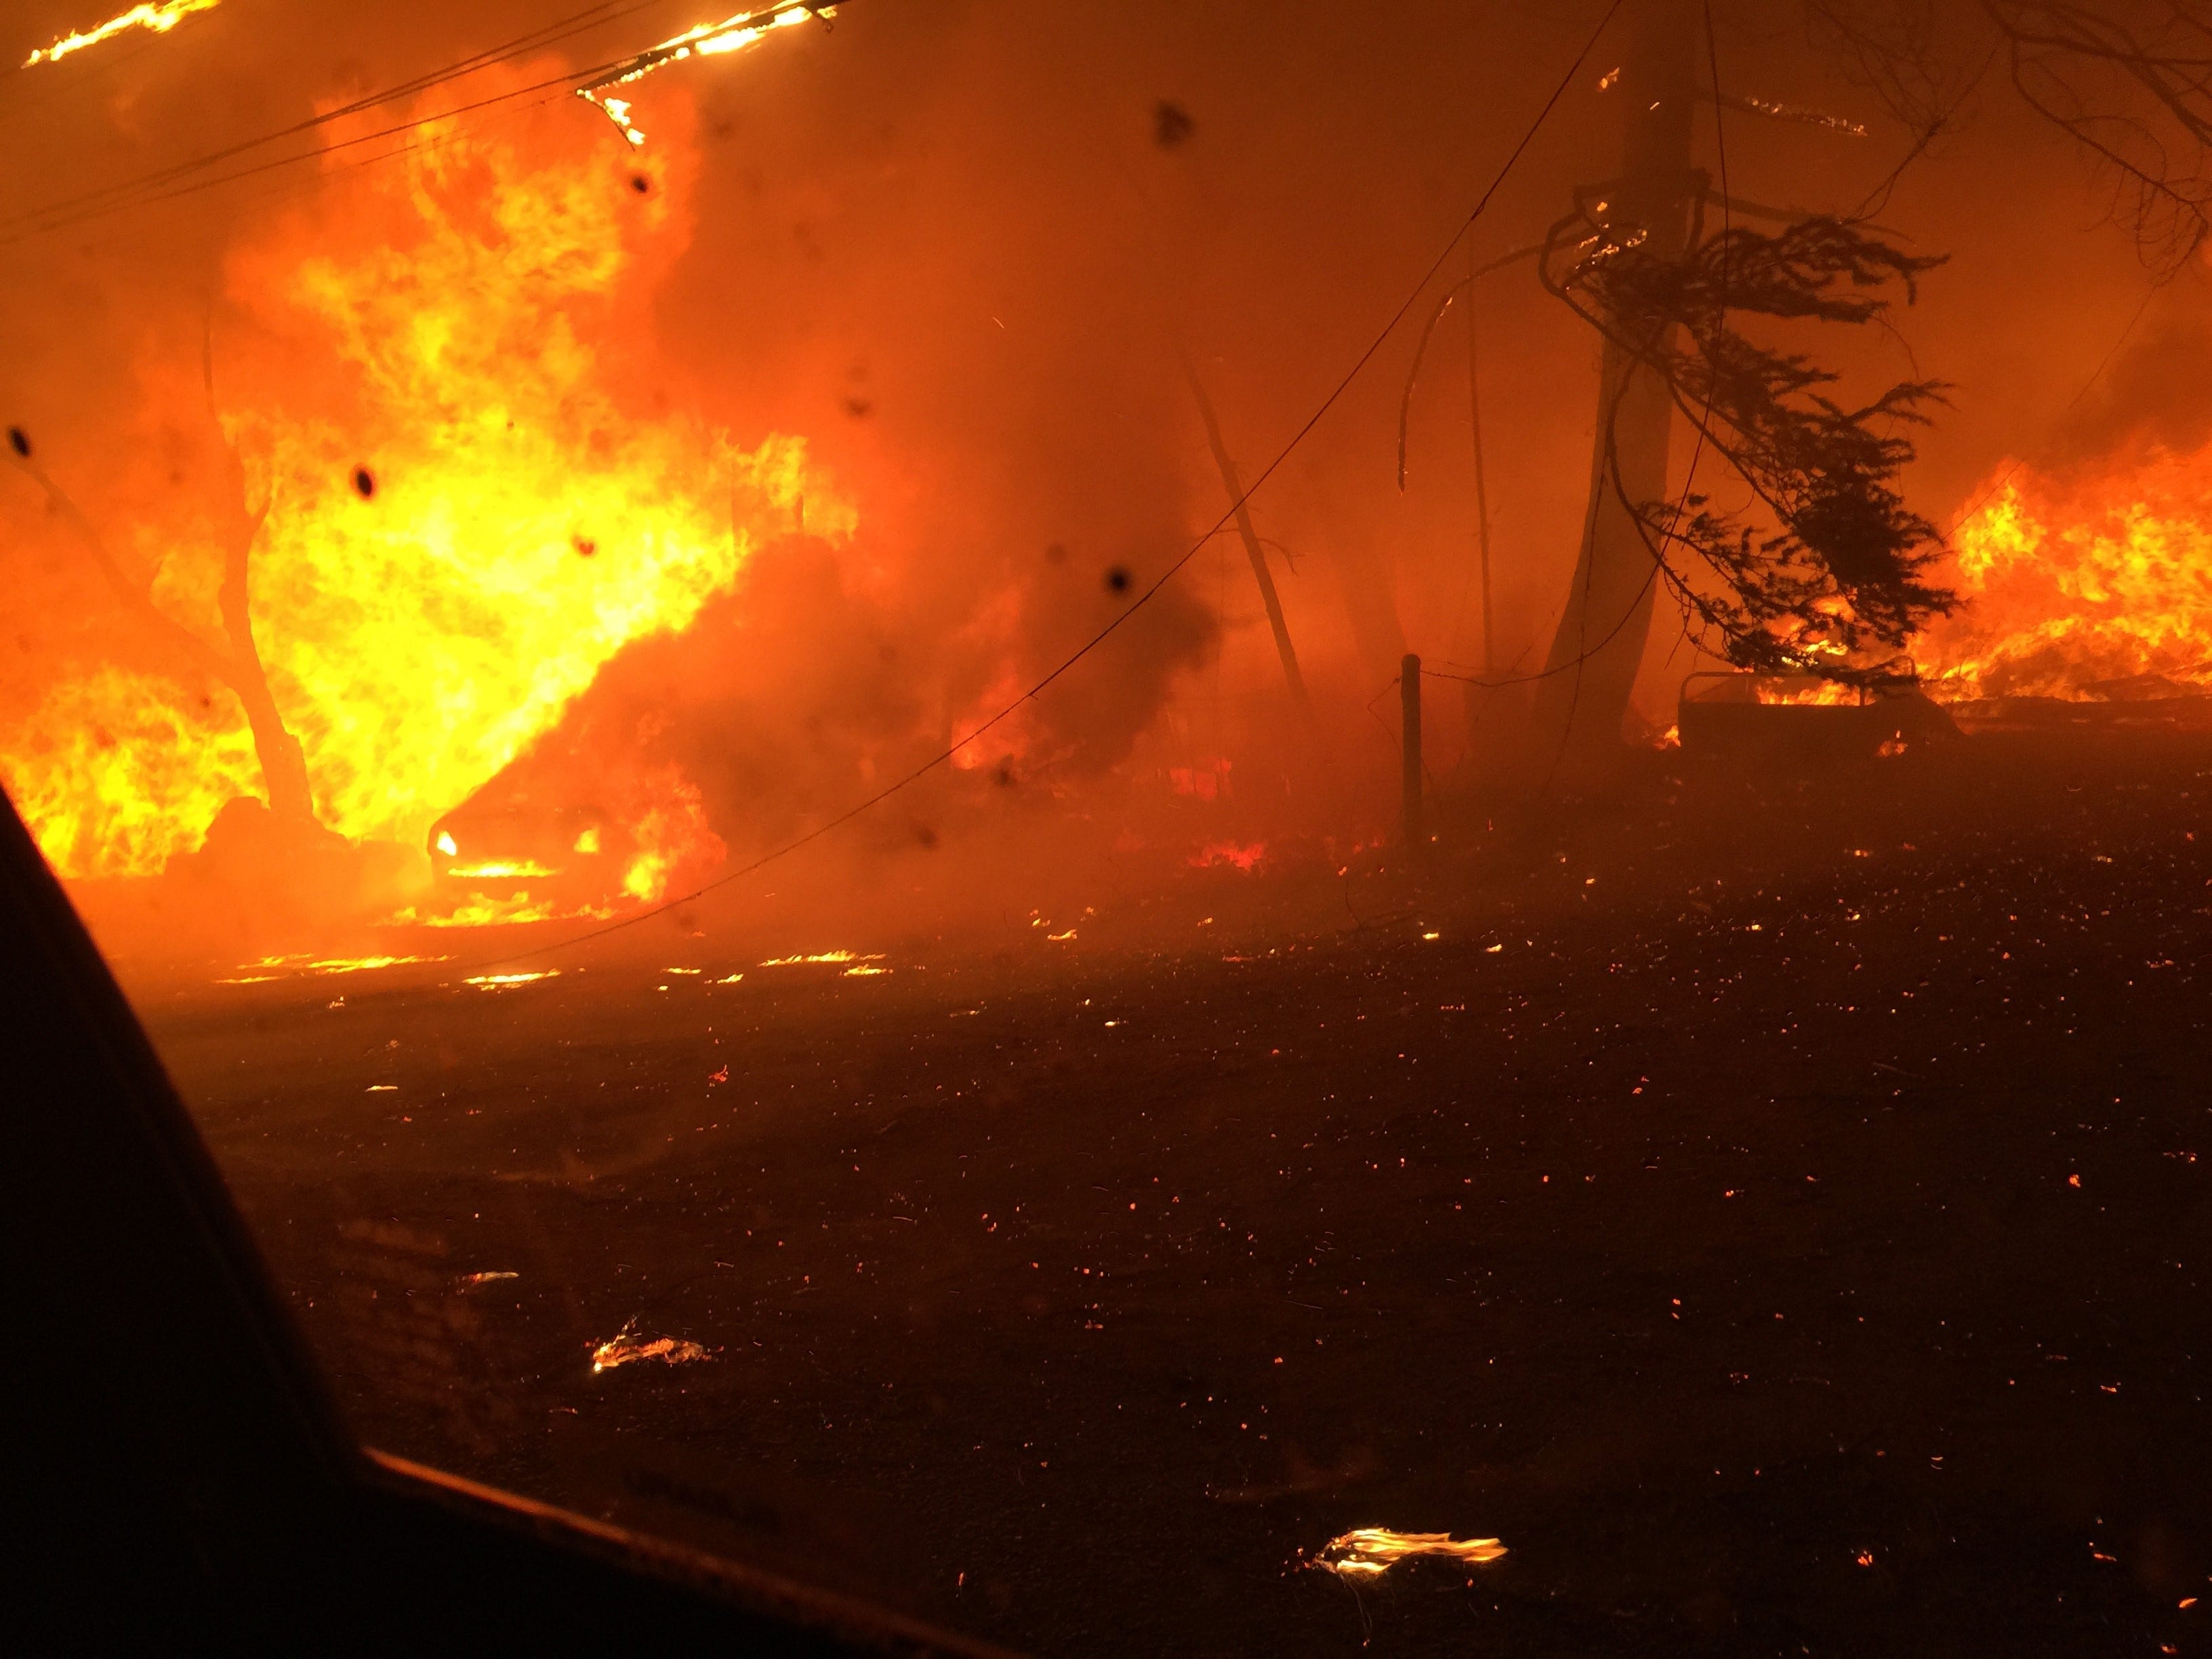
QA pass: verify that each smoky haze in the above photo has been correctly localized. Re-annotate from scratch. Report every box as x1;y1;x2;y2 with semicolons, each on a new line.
0;0;2180;962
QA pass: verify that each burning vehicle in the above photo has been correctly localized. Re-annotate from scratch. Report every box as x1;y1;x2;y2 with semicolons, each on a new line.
427;785;625;910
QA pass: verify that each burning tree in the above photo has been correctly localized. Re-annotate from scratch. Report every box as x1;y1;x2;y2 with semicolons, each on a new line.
1541;213;1954;682
1521;0;2212;766
3;353;319;836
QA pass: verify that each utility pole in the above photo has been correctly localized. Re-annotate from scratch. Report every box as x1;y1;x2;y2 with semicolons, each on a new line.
1530;0;1700;769
1401;653;1424;855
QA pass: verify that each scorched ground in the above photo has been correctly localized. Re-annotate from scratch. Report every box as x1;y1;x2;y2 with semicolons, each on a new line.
138;731;2212;1657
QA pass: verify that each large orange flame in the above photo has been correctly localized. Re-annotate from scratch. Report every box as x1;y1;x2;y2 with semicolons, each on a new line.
1;75;848;896
1919;445;2212;700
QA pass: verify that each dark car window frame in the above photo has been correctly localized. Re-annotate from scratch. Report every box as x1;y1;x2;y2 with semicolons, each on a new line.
0;787;1003;1656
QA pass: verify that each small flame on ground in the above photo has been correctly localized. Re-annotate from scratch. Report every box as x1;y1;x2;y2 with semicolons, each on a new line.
1309;1528;1509;1578
462;970;559;989
590;1317;712;1372
760;949;884;966
842;963;890;976
24;0;218;67
308;954;448;974
396;897;613;928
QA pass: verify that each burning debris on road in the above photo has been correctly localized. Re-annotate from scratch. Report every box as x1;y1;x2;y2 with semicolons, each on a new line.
590;1319;714;1375
1308;1528;1509;1578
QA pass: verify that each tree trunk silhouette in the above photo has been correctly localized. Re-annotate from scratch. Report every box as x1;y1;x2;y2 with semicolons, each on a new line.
1177;349;1315;722
1530;0;1700;770
5;436;317;829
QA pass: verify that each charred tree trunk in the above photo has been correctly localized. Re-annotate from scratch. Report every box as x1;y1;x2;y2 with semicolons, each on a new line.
1530;0;1700;770
5;444;317;830
216;498;315;825
203;321;317;826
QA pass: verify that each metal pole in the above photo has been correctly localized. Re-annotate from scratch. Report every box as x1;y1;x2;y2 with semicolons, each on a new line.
1401;653;1424;853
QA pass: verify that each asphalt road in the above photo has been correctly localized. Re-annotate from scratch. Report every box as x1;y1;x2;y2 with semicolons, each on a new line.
138;729;2212;1656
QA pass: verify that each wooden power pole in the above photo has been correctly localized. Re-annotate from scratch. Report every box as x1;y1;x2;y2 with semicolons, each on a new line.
1530;0;1700;768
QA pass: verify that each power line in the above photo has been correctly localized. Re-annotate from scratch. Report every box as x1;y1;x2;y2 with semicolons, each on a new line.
0;0;684;245
457;0;1631;971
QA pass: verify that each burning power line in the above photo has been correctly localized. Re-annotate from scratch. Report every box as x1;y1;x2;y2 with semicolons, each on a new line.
23;0;220;68
576;0;833;147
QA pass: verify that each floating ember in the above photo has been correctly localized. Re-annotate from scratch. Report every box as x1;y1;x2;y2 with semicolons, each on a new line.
590;1319;713;1373
1309;1528;1508;1578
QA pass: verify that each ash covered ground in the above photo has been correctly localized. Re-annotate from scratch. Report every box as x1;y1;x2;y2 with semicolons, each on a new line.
136;728;2212;1657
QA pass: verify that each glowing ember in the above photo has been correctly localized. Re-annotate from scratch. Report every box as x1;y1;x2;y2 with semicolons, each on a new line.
590;1318;712;1372
577;1;830;146
1920;449;2212;699
1309;1528;1508;1578
23;0;218;68
462;970;560;989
